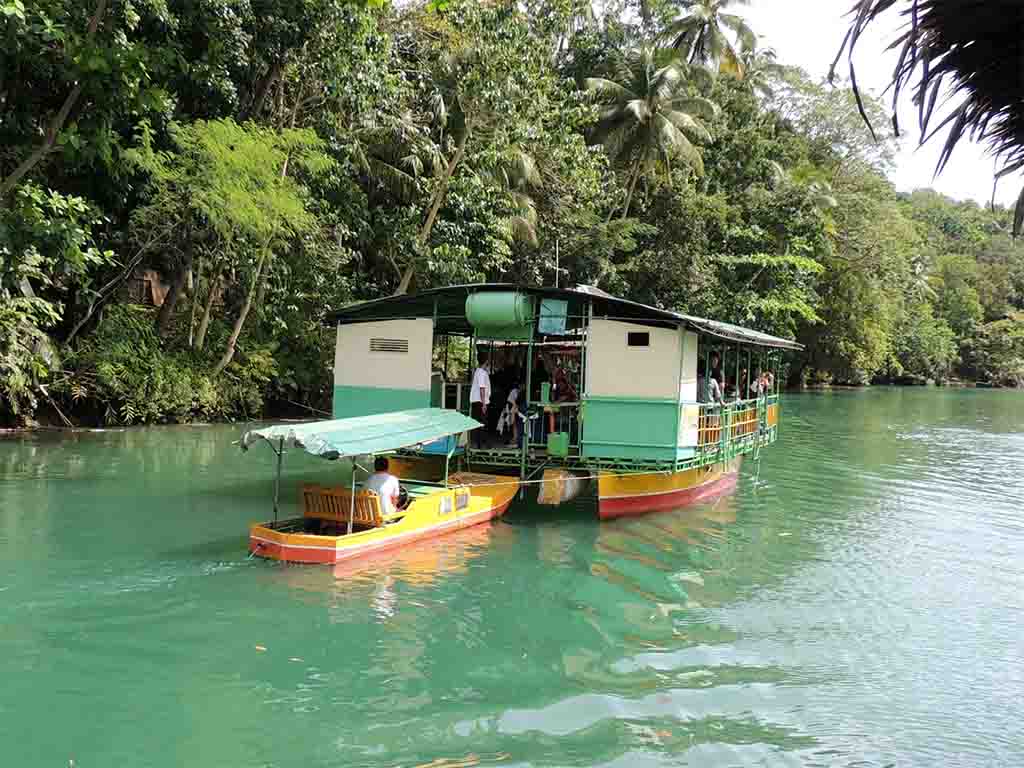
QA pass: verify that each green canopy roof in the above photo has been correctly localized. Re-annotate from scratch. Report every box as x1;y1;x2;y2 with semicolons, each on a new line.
240;408;481;460
328;283;803;350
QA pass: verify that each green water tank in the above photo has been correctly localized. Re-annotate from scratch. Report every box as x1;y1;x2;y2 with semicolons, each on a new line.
465;291;534;330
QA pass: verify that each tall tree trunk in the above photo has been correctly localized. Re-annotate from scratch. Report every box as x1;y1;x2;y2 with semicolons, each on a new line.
395;131;469;295
155;251;192;337
212;248;270;375
240;61;283;122
611;159;643;222
188;253;202;347
211;145;293;371
194;269;219;352
0;0;108;202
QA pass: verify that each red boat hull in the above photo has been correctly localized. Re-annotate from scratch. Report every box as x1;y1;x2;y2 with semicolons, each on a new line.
598;461;740;520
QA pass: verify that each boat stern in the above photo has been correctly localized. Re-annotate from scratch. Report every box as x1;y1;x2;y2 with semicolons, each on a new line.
249;522;340;564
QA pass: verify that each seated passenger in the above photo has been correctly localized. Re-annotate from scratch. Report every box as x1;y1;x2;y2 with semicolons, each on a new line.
363;456;401;518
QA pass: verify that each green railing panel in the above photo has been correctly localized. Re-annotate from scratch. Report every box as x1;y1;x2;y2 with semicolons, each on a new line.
580;397;679;461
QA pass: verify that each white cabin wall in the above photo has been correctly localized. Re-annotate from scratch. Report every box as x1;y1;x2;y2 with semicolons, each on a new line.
678;330;700;447
334;318;434;390
585;319;681;400
679;330;699;403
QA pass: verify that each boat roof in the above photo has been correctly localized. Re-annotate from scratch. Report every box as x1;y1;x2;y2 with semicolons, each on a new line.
328;283;802;351
240;408;480;460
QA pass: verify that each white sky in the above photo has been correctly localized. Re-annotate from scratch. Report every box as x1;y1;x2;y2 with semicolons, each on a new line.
743;0;1021;206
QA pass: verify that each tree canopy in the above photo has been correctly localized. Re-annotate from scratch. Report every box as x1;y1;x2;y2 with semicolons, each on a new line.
2;0;1022;424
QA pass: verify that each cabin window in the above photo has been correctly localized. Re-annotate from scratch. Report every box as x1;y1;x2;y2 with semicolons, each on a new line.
369;338;409;353
627;331;650;348
439;496;453;515
455;490;470;510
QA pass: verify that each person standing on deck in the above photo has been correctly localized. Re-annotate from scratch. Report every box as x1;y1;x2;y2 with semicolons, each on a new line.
709;351;723;387
697;361;722;404
470;350;490;448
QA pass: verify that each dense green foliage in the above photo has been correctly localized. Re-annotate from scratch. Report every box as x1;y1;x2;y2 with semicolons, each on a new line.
2;0;1022;425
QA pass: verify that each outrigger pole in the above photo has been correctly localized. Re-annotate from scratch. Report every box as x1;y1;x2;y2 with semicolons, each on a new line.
273;437;284;524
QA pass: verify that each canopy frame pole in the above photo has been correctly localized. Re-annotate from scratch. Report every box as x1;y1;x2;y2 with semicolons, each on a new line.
747;347;752;397
673;324;686;471
347;459;357;535
734;342;740;400
272;437;284;524
444;335;450;383
703;338;710;454
520;325;535;497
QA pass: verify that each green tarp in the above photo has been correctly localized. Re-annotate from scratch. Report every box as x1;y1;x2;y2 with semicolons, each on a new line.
240;408;480;460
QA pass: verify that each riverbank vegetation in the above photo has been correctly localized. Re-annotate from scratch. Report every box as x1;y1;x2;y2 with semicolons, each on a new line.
3;0;1023;426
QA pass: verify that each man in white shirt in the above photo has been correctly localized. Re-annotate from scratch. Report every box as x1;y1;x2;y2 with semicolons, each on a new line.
363;456;401;518
469;350;490;448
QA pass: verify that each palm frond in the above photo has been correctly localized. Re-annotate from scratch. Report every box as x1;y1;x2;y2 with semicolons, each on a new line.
670;96;719;122
663;110;712;144
624;99;651;125
834;0;1024;233
508;215;540;248
366;157;420;202
429;90;448;131
583;77;638;103
655;115;705;176
719;13;757;51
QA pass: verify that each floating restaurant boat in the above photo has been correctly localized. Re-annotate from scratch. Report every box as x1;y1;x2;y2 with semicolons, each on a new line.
241;409;518;563
324;284;801;520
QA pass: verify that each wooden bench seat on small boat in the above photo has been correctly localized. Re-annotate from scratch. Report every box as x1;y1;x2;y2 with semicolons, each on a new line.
300;484;391;528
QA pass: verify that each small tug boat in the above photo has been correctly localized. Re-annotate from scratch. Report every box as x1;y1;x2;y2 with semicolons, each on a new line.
241;409;518;564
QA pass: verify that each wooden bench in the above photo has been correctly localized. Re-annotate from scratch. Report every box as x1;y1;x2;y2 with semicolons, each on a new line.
301;484;384;529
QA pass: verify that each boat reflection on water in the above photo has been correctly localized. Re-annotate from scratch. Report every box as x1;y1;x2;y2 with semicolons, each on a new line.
558;492;741;693
332;521;502;585
256;521;516;622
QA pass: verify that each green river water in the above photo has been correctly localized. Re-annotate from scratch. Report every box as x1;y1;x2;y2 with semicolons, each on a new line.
2;388;1023;767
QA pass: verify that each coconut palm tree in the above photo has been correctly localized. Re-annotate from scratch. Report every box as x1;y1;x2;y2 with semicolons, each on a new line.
353;111;444;205
662;0;756;75
738;45;786;99
585;48;718;220
481;147;543;248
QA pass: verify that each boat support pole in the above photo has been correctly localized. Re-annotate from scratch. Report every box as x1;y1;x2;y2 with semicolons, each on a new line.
347;460;357;535
520;326;535;499
273;437;284;524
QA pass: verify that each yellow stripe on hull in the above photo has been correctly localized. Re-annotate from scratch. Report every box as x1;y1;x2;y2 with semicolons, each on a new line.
598;458;741;519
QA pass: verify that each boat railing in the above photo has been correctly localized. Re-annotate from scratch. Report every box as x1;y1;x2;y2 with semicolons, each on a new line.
697;394;779;460
526;400;581;457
